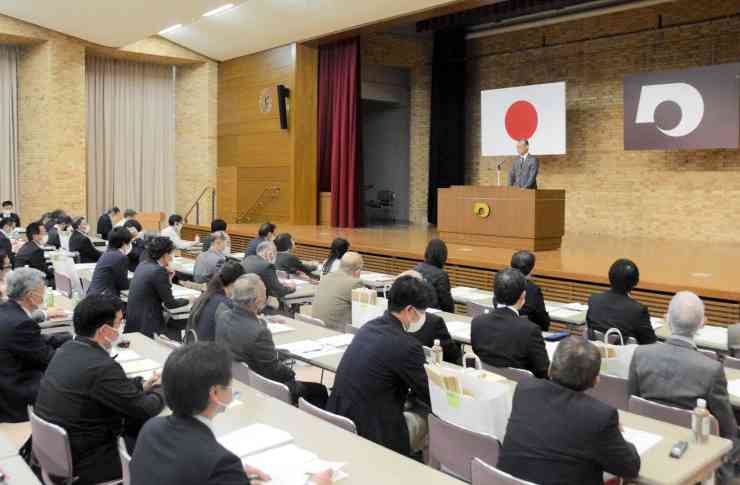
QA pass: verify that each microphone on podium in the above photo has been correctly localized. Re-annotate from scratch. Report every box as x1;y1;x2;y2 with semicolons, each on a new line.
496;161;505;186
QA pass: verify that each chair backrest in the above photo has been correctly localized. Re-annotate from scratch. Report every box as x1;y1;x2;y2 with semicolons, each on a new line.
28;406;74;480
428;414;501;482
232;362;251;386
724;354;740;370
118;436;132;485
248;368;291;404
298;398;357;434
471;458;537;485
481;363;534;382
628;395;719;436
467;301;490;319
154;334;181;349
183;329;198;345
699;349;719;361
585;373;630;410
54;272;73;298
295;313;326;328
377;190;395;204
344;324;359;335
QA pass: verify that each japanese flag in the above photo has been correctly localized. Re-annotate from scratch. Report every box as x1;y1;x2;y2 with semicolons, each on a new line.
481;81;567;156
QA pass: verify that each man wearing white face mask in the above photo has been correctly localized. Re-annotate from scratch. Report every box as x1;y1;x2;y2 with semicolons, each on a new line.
327;275;434;457
35;294;165;485
242;241;295;308
69;216;102;264
15;222;53;282
88;227;134;297
1;200;20;228
161;214;198;250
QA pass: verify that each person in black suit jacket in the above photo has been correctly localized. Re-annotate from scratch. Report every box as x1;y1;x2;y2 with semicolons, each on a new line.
131;342;332;485
1;200;20;228
0;218;15;267
123;219;145;272
69;217;102;264
274;233;318;278
471;267;550;378
126;237;190;338
586;258;657;345
46;215;72;250
187;260;244;341
35;294;165;485
511;250;550;331
96;207;120;241
87;227;133;297
498;337;640;485
0;267;70;422
327;276;434;457
15;222;52;281
414;238;454;312
245;222;276;256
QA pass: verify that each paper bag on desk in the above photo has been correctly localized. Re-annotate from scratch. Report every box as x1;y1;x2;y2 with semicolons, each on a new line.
592;328;637;379
351;288;376;305
351;289;385;328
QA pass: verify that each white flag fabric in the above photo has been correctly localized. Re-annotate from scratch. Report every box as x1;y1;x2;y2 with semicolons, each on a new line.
481;81;566;156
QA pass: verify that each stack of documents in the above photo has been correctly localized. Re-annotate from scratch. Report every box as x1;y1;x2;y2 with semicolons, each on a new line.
172;285;201;299
218;424;294;458
445;321;472;341
649;317;664;330
562;302;589;311
361;272;394;282
621;427;662;455
549;307;585;321
317;334;354;348
695;325;727;347
451;287;492;302
120;358;161;376
268;323;295;335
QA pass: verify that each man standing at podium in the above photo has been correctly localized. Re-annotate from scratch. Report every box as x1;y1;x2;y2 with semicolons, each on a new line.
508;139;539;189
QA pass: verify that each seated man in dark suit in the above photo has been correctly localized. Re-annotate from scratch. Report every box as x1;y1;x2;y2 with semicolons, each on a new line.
215;274;327;408
96;207;119;241
131;342;334;485
69;217;102;264
245;222;276;256
0;217;15;267
242;241;295;305
511;250;550;331
586;258;656;345
327;276;434;457
87;227;133;297
629;291;740;482
1;200;20;228
499;337;640;484
471;267;550;378
15;222;52;281
47;215;72;249
35;294;165;485
274;233;318;278
0;267;70;422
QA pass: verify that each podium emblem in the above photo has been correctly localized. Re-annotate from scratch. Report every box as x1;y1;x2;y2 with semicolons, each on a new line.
473;202;491;218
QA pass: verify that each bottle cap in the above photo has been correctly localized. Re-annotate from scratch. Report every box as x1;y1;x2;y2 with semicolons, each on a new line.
697;398;707;408
433;339;440;346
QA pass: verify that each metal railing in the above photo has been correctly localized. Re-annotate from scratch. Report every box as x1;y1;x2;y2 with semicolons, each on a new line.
184;186;216;225
236;186;281;223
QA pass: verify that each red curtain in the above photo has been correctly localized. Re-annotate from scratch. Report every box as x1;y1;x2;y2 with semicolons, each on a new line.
318;38;360;228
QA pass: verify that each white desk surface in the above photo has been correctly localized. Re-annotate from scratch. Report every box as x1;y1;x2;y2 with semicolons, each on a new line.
655;324;729;352
0;456;42;484
0;432;16;460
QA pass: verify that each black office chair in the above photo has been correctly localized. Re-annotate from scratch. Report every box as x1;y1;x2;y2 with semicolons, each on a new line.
367;190;396;223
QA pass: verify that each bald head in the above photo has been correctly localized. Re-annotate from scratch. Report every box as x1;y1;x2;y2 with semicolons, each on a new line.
340;252;363;275
667;291;705;338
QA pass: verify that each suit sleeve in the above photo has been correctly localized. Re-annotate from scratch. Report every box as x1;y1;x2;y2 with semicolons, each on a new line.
527;325;550;378
523;285;550;332
434;272;455;313
293;255;318;276
91;361;165;419
507;164;516;187
398;344;431;407
82;238;101;263
437;319;462;365
212;452;251;485
523;157;539;189
633;305;657;345
114;256;130;292
154;270;189;310
254;327;295;384
10;319;56;369
594;409;641;480
707;364;738;439
264;266;294;298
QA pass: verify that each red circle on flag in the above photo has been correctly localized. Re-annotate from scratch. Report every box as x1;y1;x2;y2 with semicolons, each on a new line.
504;100;538;140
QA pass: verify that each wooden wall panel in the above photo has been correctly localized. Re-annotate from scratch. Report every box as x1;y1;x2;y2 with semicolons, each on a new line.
217;166;238;223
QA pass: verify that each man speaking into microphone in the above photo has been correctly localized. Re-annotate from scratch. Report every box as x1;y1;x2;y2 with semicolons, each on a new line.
508;139;539;189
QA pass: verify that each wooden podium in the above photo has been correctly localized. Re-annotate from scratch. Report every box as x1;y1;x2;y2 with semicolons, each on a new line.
437;186;566;251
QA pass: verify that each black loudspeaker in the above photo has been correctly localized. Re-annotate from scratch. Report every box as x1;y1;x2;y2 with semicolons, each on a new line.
277;84;290;130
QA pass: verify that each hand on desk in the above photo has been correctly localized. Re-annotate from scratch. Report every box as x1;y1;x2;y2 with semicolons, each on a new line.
307;469;333;485
245;464;271;483
143;371;161;391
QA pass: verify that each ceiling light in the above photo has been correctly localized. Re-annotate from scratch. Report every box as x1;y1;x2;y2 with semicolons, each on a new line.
202;3;235;17
158;24;182;35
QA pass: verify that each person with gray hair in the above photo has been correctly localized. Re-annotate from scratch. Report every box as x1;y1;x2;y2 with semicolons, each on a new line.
215;274;328;408
0;267;71;422
241;240;295;306
312;252;364;331
498;336;640;484
508;139;539;189
629;291;740;483
193;231;230;283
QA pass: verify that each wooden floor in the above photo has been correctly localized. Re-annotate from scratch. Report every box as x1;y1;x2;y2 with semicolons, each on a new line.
184;223;740;323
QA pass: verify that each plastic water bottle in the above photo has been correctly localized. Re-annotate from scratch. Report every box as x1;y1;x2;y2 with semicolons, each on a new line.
71;290;82;306
431;339;443;366
692;398;710;444
47;288;55;308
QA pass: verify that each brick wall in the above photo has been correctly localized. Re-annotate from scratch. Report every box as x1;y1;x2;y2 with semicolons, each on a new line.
466;0;740;242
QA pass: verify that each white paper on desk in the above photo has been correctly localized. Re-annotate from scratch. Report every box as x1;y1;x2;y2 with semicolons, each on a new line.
728;379;740;397
300;347;345;360
277;340;324;355
650;317;664;330
445;321;471;340
563;302;588;311
546;341;558;360
695;326;727;345
622;427;662;455
218;424;294;459
317;334;354;348
268;323;295;335
426;308;442;314
244;444;348;485
172;287;200;299
362;272;392;282
549;308;583;319
112;349;142;362
121;358;161;375
128;368;162;381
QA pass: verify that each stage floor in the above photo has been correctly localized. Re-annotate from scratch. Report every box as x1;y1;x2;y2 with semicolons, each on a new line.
194;223;740;303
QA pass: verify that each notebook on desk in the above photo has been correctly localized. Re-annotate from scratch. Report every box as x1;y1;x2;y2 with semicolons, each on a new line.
218;424;294;459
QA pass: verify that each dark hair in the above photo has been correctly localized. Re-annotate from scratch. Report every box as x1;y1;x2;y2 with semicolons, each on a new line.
0;217;14;229
518;139;529;147
257;222;276;238
123;219;142;232
323;238;350;275
388;275;435;313
0;249;10;269
609;258;640;294
274;233;293;252
424;239;448;269
163;342;232;416
108;227;133;250
26;222;42;238
493;268;526;306
108;207;120;215
124;209;137;218
510;250;535;276
211;219;227;233
168;214;183;227
550;337;601;391
73;293;122;337
57;216;73;228
146;236;175;261
1;201;12;207
187;260;245;335
72;217;87;231
49;210;66;224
